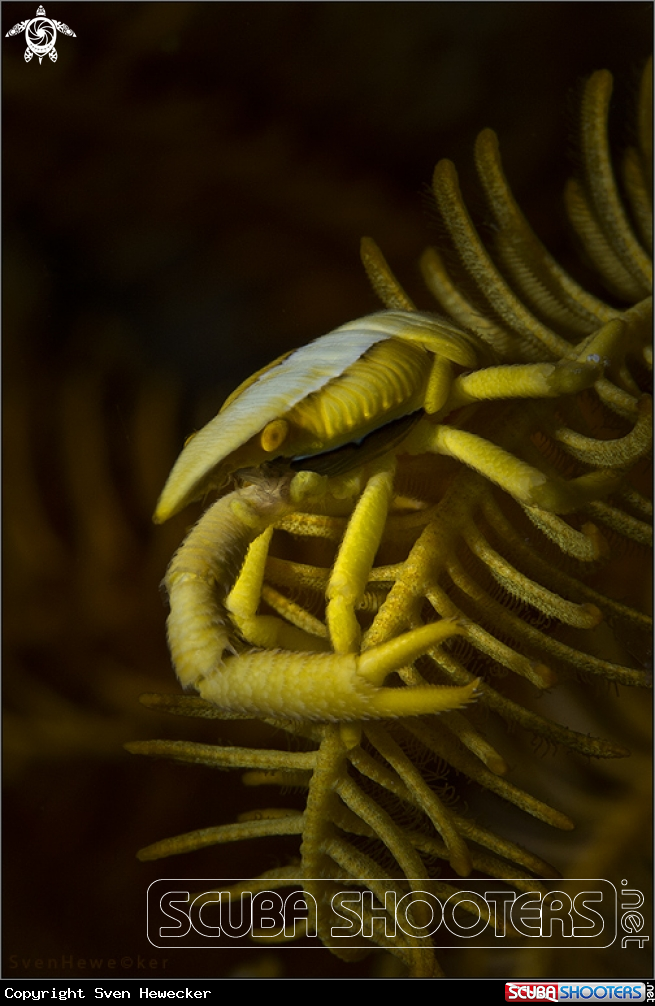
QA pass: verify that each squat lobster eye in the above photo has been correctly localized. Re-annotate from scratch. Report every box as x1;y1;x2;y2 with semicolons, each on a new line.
260;418;289;453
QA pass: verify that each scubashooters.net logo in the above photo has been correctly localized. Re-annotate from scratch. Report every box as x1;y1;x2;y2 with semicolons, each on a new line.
146;878;645;950
5;5;76;64
505;985;646;1002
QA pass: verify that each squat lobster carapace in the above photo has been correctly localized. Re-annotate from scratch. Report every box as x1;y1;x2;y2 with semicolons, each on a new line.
154;308;620;526
153;309;479;524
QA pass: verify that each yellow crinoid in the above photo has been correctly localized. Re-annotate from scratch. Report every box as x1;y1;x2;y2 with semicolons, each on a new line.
128;65;652;977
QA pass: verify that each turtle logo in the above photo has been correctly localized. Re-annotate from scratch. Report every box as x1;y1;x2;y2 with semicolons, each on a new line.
5;5;76;64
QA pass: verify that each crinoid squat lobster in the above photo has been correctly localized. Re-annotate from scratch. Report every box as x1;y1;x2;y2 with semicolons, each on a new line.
155;304;633;720
130;65;652;977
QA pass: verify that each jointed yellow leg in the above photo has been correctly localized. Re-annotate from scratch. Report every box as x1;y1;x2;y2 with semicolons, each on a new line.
326;459;396;654
166;467;480;721
448;358;602;410
198;619;478;720
404;420;620;514
446;316;626;413
227;526;330;653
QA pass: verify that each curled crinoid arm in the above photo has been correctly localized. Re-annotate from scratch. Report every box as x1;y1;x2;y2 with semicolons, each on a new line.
473;128;617;332
431;158;571;361
576;70;652;296
550;393;653;468
360;235;416;311
621;57;653;253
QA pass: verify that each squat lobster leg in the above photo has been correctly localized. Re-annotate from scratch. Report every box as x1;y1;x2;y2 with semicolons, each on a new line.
197;619;479;721
402;320;627;514
326;458;396;654
405;420;621;514
445;317;626;411
164;466;479;720
226;525;332;653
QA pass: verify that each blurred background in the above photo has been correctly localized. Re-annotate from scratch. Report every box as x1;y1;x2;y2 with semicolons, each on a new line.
3;1;652;979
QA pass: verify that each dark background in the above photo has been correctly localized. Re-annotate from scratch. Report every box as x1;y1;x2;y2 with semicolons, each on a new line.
3;2;652;980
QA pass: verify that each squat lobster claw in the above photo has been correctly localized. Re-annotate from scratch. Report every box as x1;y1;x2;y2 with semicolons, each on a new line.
162;467;480;720
156;308;623;721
